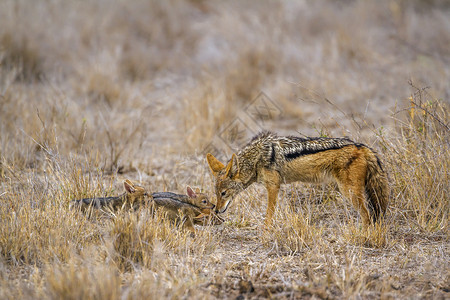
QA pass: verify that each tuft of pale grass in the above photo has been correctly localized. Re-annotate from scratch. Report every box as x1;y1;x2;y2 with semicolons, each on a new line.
45;260;120;300
107;207;218;272
341;221;390;249
0;165;102;265
261;205;324;254
108;211;156;272
381;86;449;233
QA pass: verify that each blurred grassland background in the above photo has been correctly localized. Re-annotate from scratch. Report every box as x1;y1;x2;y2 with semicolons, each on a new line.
0;0;449;299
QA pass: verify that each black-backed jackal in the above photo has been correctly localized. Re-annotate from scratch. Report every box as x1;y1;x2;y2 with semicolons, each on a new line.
206;131;389;226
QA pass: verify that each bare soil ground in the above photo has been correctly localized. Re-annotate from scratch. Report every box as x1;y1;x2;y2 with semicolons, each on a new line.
0;1;449;299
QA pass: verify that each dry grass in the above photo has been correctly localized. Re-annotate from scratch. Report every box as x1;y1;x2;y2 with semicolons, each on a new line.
1;0;449;299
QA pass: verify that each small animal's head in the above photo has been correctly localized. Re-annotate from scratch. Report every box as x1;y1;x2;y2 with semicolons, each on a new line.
206;153;244;214
186;186;215;209
123;179;149;202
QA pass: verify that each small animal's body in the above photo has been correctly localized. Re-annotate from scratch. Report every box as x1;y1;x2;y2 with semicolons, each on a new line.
151;188;224;233
70;180;223;232
207;131;389;226
151;189;210;208
70;179;148;211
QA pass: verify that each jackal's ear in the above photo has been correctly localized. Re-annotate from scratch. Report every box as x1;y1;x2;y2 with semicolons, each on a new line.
224;153;239;179
186;186;197;198
206;153;225;176
123;179;136;194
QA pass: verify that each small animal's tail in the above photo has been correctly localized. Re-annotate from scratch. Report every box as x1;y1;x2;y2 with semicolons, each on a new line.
365;151;389;222
69;197;114;210
69;198;95;210
69;199;79;210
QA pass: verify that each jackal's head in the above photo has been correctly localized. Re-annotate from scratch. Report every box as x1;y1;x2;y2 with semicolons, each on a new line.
186;186;215;209
206;153;244;214
123;179;149;203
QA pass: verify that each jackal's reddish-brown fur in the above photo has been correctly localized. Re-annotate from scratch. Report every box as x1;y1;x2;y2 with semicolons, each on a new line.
207;131;389;226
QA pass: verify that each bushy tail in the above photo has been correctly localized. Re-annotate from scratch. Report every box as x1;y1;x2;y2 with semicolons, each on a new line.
365;152;389;223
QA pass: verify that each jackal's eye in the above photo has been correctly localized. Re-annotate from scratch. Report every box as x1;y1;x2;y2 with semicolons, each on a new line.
221;191;227;197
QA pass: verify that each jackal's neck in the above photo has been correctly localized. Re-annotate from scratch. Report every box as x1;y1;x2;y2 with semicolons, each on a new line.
236;136;272;188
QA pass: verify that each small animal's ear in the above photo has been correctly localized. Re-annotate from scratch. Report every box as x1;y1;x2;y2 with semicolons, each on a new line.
123;179;136;194
206;153;225;176
224;153;239;179
194;187;201;194
186;186;197;198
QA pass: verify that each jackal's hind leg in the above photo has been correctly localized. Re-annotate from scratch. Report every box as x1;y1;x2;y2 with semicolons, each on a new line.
349;190;371;225
337;178;371;226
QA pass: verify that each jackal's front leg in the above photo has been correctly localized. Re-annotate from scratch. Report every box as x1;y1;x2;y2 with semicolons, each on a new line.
261;169;281;226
